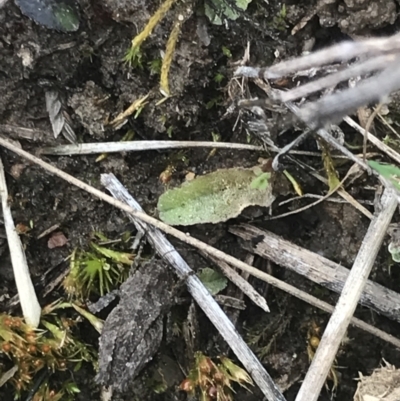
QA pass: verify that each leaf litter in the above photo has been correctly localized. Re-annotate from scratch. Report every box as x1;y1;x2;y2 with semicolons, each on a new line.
157;167;275;225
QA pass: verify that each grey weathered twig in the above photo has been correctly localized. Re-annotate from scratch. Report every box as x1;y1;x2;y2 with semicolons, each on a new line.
230;224;400;324
295;188;398;401
344;116;400;166
0;125;49;142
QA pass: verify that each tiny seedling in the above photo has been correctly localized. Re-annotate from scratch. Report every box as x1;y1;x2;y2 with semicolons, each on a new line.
63;234;134;300
221;46;232;58
214;72;225;84
180;352;253;401
124;0;190;96
0;308;96;398
268;4;288;31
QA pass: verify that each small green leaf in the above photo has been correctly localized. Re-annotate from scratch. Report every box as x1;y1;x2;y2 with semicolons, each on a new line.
222;46;232;58
214;72;225;83
368;160;400;191
65;382;81;394
250;172;271;190
91;243;134;265
157;167;275;225
198;268;227;295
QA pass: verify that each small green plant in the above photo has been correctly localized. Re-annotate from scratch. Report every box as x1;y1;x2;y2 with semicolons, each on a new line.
63;234;134;300
206;96;223;109
32;380;80;401
166;126;174;138
148;58;163;75
214;72;225;84
123;46;144;69
221;46;232;58
269;4;288;31
250;168;271;190
180;352;253;401
0;310;96;398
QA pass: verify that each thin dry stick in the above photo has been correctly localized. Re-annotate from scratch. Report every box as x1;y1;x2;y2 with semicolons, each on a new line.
41;140;262;155
100;173;283;401
268;163;357;220
1;138;398;349
306;168;373;219
377;112;400;140
363;103;383;162
344;116;400;165
295;188;398;401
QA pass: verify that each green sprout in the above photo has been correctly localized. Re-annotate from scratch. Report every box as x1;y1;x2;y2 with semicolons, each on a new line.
221;46;232;58
251;172;271;191
167;126;174;138
0;310;96;398
63;235;134;300
123;46;144;69
180;352;253;401
214;72;225;84
32;380;80;401
269;4;288;31
206;96;223;109
148;58;163;75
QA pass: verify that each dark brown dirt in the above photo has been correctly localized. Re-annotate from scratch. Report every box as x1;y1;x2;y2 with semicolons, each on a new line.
2;0;400;400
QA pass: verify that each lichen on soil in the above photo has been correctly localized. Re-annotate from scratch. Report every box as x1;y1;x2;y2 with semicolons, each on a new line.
2;0;400;400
